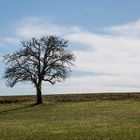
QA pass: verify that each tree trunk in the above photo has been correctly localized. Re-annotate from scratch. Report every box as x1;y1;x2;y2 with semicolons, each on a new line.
36;85;42;104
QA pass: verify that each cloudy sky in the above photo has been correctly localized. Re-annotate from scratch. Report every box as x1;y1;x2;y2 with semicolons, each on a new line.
1;0;140;95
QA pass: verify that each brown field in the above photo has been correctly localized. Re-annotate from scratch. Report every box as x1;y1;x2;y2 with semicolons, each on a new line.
0;92;140;104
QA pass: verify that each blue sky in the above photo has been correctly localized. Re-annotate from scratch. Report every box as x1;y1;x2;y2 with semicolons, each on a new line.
1;0;140;95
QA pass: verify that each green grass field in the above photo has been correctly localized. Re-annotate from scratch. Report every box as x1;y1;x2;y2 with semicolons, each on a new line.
0;94;140;140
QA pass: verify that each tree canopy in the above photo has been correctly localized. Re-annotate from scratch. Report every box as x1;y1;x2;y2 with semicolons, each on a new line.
4;36;75;104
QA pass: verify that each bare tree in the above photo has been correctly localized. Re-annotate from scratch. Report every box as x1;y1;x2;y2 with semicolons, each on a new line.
3;36;75;104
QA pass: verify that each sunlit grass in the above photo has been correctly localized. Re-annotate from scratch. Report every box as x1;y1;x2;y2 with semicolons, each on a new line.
0;100;140;140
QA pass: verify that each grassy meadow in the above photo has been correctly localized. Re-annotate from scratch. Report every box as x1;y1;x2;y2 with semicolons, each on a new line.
0;93;140;140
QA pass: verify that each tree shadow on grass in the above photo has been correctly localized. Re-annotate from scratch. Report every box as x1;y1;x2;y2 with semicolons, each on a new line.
0;103;37;114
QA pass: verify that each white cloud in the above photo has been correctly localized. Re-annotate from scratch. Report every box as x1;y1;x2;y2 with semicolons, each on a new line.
69;33;140;77
2;17;140;94
43;75;140;94
0;56;3;61
106;19;140;38
4;37;20;44
15;17;80;39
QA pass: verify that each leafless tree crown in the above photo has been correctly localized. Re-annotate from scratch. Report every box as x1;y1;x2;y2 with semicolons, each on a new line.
4;36;75;88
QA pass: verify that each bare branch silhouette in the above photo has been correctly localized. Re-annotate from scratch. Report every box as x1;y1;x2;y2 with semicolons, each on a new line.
3;36;75;104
